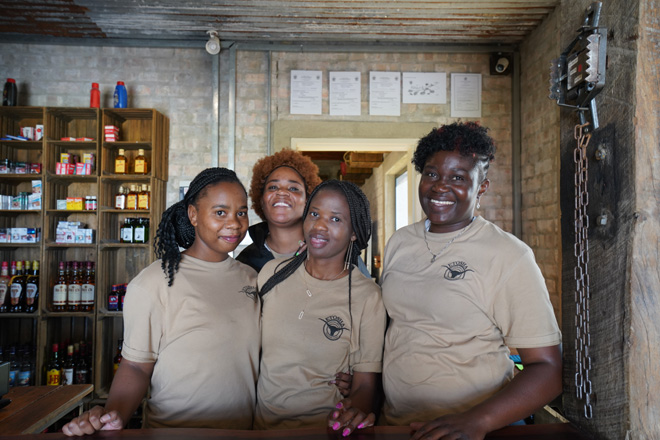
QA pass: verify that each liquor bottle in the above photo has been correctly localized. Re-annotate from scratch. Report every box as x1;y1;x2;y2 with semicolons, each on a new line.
126;185;138;210
17;345;32;386
9;260;27;313
74;342;88;384
120;218;134;243
113;339;123;377
120;284;128;311
115;186;126;209
108;284;119;311
134;218;147;244
81;261;95;312
115;148;127;174
67;262;82;311
8;346;19;388
63;344;75;385
46;343;62;386
0;261;9;313
25;260;39;313
134;148;148;174
137;184;150;210
52;261;68;312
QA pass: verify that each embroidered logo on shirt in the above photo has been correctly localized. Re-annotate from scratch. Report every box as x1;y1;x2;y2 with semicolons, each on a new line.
241;285;258;302
442;261;473;281
319;316;349;341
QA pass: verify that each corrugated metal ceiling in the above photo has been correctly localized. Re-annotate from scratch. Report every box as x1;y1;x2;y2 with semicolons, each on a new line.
1;0;560;45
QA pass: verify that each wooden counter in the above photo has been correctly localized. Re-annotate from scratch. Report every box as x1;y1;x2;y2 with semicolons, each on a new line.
0;384;93;435
0;424;592;439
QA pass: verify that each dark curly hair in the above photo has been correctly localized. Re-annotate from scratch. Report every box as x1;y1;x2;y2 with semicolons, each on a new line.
259;180;371;334
248;149;322;221
154;167;247;286
412;122;496;179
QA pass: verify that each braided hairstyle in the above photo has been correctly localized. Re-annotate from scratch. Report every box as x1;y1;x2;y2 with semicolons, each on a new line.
259;180;371;328
154;167;247;286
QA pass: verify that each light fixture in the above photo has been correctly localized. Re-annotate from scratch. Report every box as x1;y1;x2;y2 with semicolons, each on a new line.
206;30;221;55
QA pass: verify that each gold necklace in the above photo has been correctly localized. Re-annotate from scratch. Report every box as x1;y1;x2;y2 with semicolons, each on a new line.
298;261;346;320
423;217;475;263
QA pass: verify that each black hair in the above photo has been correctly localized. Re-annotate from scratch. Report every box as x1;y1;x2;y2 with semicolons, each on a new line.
259;180;371;328
154;167;246;286
412;121;496;180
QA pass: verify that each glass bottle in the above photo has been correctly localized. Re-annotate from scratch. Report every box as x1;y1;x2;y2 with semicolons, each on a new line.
81;261;95;312
137;184;150;210
52;261;68;312
74;342;88;384
67;261;82;311
113;339;123;377
0;261;9;313
63;344;75;385
126;184;138;210
134;148;148;174
108;284;119;311
120;218;134;243
18;346;32;386
114;148;127;174
115;186;126;209
134;218;146;244
25;260;39;313
8;346;19;388
9;260;26;313
46;343;61;386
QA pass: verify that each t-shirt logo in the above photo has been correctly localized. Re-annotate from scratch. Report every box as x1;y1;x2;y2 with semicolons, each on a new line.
319;316;349;341
241;285;258;302
443;261;473;281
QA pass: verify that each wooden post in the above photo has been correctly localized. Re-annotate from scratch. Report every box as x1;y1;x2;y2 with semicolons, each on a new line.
559;0;660;438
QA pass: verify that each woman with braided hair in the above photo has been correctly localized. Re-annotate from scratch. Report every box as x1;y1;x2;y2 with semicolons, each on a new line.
254;180;386;435
63;167;260;436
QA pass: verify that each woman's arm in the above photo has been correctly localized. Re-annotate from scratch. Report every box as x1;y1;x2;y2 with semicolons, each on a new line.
63;359;154;436
328;371;379;436
410;345;562;440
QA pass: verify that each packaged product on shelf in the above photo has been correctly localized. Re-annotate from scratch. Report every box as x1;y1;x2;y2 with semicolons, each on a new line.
75;230;86;244
104;125;120;142
20;127;34;140
0;159;9;173
29;163;41;174
56;199;67;210
66;197;84;210
76;137;94;142
0;229;7;242
13;162;27;174
60;137;77;142
31;180;41;193
60;153;71;163
35;124;43;141
28;193;41;210
83;153;95;170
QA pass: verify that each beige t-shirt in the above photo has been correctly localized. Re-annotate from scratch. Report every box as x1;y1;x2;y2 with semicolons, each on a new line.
381;217;561;425
255;259;386;429
122;255;260;429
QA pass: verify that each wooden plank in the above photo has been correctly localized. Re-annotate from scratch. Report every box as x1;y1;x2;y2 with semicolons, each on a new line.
0;384;93;434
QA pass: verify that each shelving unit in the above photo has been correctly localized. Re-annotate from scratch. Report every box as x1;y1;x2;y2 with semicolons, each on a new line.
0;106;168;397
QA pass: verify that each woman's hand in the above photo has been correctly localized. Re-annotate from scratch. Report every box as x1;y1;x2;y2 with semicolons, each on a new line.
327;398;375;437
410;412;487;440
330;371;353;397
62;405;125;436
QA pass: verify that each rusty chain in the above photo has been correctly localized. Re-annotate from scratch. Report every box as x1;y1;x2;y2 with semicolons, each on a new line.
573;122;593;419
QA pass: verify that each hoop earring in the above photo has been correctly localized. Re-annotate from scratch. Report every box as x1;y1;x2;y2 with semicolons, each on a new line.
344;242;354;271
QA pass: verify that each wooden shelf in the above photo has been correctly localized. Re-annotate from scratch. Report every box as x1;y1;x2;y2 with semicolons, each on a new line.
0;106;167;393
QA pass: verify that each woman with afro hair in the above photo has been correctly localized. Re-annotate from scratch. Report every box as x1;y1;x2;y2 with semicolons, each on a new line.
237;148;322;272
380;122;562;439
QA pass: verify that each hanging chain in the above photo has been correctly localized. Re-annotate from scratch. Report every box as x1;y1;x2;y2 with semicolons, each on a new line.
573;122;593;419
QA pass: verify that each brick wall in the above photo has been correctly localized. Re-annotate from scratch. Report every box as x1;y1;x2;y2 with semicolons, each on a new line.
1;43;514;258
519;8;562;321
0;44;213;207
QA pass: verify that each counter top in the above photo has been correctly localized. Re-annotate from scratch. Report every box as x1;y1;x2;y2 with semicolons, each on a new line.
0;424;592;439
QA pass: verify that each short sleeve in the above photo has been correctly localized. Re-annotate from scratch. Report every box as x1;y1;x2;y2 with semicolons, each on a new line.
491;249;561;348
350;283;387;373
122;273;165;363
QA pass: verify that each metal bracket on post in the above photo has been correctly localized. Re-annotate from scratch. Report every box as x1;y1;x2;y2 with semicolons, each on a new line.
549;1;607;131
